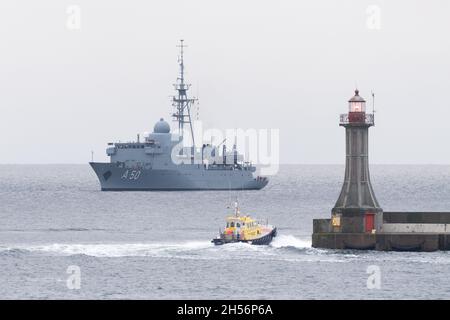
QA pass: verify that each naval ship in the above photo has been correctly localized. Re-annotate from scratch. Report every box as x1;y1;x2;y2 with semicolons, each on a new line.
90;40;268;191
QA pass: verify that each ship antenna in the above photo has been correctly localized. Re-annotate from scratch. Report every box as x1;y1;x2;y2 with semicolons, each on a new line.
172;40;197;152
196;82;200;121
196;102;200;121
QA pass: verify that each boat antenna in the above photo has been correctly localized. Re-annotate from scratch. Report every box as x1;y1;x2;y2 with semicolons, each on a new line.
234;198;239;217
172;39;197;150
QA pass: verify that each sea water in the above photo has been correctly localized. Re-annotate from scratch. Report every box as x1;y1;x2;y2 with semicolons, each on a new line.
1;164;450;299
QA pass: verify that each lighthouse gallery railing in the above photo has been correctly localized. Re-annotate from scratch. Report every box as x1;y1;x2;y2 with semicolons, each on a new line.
340;113;374;125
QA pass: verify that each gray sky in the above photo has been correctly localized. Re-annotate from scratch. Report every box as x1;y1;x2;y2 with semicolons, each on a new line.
1;0;449;164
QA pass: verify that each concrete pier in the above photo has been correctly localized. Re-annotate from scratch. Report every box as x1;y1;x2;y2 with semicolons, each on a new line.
313;214;450;252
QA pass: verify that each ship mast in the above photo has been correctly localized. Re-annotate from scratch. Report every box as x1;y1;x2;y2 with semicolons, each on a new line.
172;39;197;150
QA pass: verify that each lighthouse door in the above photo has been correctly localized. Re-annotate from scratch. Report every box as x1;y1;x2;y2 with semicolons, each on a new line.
365;213;375;232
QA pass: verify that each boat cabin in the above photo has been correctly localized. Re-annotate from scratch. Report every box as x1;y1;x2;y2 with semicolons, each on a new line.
223;215;264;241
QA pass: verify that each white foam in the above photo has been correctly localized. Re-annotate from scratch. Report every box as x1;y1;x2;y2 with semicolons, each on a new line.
270;235;312;249
1;236;313;258
7;241;214;258
0;239;358;264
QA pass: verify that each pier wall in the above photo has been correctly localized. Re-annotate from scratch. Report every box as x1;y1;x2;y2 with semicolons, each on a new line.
312;232;450;251
312;212;450;251
381;223;450;233
384;212;450;224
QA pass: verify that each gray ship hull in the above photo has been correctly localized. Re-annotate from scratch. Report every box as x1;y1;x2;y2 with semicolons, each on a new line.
90;162;268;191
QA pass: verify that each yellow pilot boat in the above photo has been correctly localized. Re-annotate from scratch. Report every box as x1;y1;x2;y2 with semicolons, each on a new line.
211;202;277;245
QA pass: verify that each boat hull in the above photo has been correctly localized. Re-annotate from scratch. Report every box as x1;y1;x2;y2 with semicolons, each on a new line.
212;228;277;246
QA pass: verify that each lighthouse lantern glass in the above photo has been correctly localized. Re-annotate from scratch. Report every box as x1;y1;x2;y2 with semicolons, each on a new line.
349;101;366;113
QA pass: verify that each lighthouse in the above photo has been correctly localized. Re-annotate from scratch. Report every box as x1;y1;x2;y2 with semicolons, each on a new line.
312;89;450;251
312;89;384;249
331;89;383;233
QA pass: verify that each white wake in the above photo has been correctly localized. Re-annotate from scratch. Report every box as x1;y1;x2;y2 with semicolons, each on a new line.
0;235;315;259
0;241;214;258
270;235;312;249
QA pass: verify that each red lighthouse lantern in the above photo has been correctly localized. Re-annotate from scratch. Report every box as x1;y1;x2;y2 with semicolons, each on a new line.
348;89;366;123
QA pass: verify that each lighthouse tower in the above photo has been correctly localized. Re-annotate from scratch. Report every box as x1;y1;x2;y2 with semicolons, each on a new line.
332;90;382;233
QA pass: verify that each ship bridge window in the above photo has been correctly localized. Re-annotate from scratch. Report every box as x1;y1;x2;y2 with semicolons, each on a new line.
236;223;241;228
230;222;235;227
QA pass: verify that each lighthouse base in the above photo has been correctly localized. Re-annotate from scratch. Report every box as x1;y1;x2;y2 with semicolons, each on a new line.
312;231;450;252
312;212;450;252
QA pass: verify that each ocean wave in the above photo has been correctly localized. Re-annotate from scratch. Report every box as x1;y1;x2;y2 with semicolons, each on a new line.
0;248;30;257
0;236;352;263
0;241;214;258
270;235;312;249
0;228;109;232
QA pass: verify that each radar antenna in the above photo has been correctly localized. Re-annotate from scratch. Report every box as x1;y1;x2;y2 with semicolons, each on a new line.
172;40;197;150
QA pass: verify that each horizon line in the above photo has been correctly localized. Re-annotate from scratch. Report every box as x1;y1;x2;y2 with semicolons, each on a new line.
1;163;449;166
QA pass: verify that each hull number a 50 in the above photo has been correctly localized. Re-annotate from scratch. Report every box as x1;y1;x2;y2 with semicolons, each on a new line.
121;170;141;180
